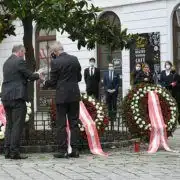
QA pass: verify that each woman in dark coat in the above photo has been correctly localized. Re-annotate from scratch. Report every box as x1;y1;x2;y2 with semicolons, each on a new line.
141;63;154;84
160;61;180;123
132;63;144;85
160;61;174;92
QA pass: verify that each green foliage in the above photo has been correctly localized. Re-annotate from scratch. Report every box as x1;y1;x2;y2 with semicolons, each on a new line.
0;13;15;43
2;0;138;51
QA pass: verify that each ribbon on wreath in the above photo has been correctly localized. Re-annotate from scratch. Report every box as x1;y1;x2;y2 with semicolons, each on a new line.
147;91;176;153
0;102;6;126
67;101;108;156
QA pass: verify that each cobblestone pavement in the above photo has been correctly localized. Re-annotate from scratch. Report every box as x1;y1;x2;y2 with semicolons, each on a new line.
1;128;180;180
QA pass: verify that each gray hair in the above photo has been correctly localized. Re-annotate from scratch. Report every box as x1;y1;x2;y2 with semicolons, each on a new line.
12;45;25;53
51;41;64;53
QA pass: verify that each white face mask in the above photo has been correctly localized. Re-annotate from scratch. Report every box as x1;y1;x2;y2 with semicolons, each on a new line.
136;67;141;71
165;65;171;70
90;62;95;67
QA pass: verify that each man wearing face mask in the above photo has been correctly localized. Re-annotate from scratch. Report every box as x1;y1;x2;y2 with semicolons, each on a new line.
103;63;120;118
84;58;100;99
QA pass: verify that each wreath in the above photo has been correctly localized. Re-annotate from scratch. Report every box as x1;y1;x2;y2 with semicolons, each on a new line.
50;94;109;139
122;83;178;140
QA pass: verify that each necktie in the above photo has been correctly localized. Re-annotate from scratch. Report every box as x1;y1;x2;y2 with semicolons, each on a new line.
111;71;113;81
91;68;93;76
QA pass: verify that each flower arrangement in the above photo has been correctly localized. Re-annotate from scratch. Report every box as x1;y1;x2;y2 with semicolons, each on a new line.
0;122;5;140
49;94;109;139
0;101;32;140
122;83;178;140
25;102;32;122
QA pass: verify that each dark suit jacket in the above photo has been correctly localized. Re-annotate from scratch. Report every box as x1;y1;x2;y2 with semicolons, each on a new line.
84;67;100;92
1;54;39;101
45;52;82;104
103;71;120;95
160;70;174;90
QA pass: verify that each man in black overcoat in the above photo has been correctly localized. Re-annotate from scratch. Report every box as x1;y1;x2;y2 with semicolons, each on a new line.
44;42;82;158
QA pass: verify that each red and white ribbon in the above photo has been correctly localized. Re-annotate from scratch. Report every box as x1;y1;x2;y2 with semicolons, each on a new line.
0;103;6;126
67;101;108;156
147;91;177;153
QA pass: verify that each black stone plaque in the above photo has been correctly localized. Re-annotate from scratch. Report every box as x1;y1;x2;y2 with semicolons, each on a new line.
130;32;161;74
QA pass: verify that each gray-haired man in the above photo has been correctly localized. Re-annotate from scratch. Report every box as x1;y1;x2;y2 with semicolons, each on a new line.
1;45;40;159
44;42;82;158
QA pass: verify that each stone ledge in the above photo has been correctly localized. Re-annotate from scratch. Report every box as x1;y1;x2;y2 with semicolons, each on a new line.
17;138;140;153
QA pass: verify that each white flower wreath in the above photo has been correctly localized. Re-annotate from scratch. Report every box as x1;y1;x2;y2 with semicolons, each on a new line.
130;85;177;131
78;94;105;132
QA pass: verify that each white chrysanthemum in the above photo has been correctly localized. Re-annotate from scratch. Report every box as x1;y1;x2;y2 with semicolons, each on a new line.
134;116;138;120
139;124;143;128
134;94;137;97
136;109;139;112
27;107;32;114
25;114;29;122
142;121;145;125
139;88;142;91
78;124;81;128
99;107;103;111
83;94;87;99
96;105;99;109
136;120;140;124
98;122;101;125
140;94;144;97
131;106;135;109
0;131;4;140
26;102;31;107
95;119;99;122
1;126;5;133
80;127;85;131
131;102;134;106
88;97;93;102
97;110;101;114
145;126;149;130
92;102;96;105
136;97;140;100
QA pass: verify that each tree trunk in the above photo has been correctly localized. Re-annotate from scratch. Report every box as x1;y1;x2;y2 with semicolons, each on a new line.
22;17;36;130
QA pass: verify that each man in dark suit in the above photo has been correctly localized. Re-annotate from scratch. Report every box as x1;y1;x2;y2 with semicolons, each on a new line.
44;42;82;158
84;58;100;99
1;45;40;159
103;63;120;119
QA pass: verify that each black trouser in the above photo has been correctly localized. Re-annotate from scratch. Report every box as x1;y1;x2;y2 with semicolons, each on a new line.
87;89;99;100
56;101;80;152
2;99;26;155
106;93;118;120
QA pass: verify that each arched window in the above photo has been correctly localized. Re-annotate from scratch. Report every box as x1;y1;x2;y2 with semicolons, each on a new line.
35;29;56;110
97;11;122;99
173;5;180;72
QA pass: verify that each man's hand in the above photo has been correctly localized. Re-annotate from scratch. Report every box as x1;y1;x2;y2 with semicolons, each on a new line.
107;89;116;93
111;89;116;93
171;82;177;87
107;89;112;93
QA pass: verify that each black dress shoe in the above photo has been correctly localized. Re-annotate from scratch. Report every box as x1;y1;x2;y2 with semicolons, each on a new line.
5;154;11;159
69;150;80;158
10;154;28;159
53;152;69;158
